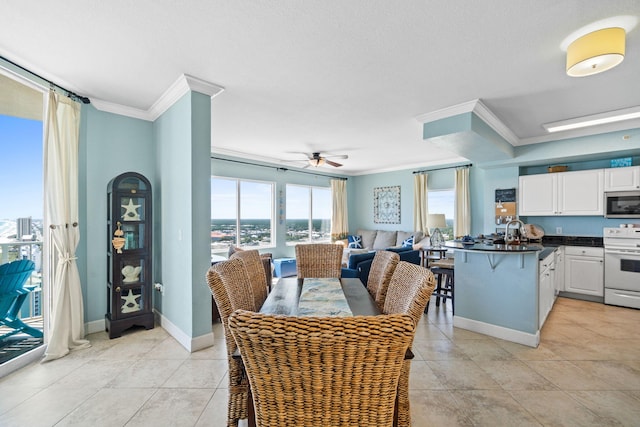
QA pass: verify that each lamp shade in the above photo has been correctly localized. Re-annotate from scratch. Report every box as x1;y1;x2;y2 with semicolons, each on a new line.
427;213;446;229
566;27;625;77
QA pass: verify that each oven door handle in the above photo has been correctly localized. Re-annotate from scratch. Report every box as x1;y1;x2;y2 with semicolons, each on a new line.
605;249;640;256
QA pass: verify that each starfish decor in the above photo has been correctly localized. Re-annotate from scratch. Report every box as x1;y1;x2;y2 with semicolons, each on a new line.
121;289;141;313
122;198;141;221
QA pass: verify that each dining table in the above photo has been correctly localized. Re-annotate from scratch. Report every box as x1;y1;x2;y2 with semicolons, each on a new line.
237;276;408;427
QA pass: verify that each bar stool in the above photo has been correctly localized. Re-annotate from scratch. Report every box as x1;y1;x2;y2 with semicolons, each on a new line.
424;266;454;314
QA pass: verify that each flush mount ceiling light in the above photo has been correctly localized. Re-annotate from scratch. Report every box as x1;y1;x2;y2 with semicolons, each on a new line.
543;106;640;133
566;27;626;77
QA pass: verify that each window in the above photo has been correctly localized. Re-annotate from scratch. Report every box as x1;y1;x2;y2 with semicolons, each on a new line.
286;184;331;244
211;177;274;256
428;189;454;240
0;72;44;330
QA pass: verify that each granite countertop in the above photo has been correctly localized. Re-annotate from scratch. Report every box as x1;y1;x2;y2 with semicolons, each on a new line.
445;241;544;253
444;234;602;260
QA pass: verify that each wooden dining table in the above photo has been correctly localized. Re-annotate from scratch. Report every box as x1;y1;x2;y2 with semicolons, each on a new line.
237;276;408;427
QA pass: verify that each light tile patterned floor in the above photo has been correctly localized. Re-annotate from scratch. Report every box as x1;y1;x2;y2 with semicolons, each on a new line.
1;297;639;426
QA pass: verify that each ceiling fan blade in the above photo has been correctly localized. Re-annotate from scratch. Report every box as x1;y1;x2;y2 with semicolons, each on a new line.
325;159;343;167
324;154;348;160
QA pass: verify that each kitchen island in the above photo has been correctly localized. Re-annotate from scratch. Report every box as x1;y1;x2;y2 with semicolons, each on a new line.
445;241;547;347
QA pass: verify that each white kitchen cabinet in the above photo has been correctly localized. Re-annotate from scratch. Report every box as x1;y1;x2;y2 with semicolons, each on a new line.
519;173;557;216
604;166;640;191
564;246;604;297
519;169;604;216
538;251;556;328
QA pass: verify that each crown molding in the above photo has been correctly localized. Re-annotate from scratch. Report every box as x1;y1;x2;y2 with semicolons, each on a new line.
472;100;520;146
415;99;520;146
90;98;154;120
415;99;478;124
91;74;224;121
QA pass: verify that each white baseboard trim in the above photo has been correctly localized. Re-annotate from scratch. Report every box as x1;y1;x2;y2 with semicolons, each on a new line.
453;315;540;348
83;312;214;353
154;311;215;352
86;318;106;335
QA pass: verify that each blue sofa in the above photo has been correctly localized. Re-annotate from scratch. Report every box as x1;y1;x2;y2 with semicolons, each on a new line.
341;246;421;285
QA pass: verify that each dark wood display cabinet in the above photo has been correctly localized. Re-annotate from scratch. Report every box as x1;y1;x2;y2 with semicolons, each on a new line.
106;172;154;338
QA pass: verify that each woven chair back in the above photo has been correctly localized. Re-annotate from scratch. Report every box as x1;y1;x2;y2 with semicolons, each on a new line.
382;261;436;427
383;261;436;325
206;258;254;427
295;243;343;278
229;310;415;427
366;250;400;309
230;249;268;309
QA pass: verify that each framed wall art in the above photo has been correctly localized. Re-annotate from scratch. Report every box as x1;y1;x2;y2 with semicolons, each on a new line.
373;185;401;224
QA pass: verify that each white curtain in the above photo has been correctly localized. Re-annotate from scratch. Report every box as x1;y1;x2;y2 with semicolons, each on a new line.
330;179;349;241
454;167;471;238
42;90;90;362
413;173;429;235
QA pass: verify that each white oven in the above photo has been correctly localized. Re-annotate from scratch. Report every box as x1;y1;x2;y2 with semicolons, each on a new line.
604;227;640;309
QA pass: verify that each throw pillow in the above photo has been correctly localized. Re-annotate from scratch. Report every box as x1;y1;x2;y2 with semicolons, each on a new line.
402;235;414;247
347;235;363;249
228;244;244;258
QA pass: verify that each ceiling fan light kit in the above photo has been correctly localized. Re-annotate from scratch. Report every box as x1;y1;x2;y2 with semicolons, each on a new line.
566;27;625;77
308;157;325;167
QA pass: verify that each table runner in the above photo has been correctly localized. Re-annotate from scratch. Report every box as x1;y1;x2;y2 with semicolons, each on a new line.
297;278;353;317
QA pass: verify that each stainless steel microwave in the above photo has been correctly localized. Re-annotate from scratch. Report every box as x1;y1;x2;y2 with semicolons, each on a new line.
605;191;640;218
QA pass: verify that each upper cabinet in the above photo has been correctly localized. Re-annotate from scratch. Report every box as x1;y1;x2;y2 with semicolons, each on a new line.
519;169;604;216
604;166;640;191
519;173;557;216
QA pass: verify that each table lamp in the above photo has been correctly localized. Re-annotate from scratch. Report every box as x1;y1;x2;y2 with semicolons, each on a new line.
427;213;447;248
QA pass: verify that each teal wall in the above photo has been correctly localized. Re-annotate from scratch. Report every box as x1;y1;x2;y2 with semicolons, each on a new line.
350;166;456;233
455;250;538;334
80;105;154;327
153;92;212;339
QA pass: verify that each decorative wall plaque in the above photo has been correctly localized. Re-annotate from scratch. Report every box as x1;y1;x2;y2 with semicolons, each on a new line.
374;186;401;224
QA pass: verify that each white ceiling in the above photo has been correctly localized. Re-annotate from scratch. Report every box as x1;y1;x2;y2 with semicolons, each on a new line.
1;1;639;175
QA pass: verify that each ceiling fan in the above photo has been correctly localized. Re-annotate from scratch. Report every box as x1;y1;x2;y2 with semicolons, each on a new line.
284;152;348;168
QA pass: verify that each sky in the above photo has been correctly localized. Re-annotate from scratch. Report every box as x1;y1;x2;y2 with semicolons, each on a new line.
0;114;43;220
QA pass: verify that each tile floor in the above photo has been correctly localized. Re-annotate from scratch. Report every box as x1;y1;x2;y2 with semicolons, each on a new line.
1;297;639;426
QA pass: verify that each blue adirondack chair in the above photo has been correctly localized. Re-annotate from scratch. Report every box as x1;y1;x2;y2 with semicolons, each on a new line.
0;259;43;340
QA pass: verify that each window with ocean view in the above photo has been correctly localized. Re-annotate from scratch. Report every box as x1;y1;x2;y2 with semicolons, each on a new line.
286;184;331;244
211;177;274;257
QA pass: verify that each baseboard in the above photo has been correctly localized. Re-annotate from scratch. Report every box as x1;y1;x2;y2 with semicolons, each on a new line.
86;318;106;335
84;311;214;353
558;291;604;303
154;311;215;352
453;315;540;348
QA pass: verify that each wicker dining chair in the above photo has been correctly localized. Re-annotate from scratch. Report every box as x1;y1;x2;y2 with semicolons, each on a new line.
206;258;256;427
295;243;343;278
230;249;269;309
383;261;436;427
228;309;416;427
366;250;400;309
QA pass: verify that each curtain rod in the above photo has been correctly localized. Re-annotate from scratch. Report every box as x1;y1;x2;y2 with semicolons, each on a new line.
413;163;472;175
211;156;348;180
1;55;91;104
